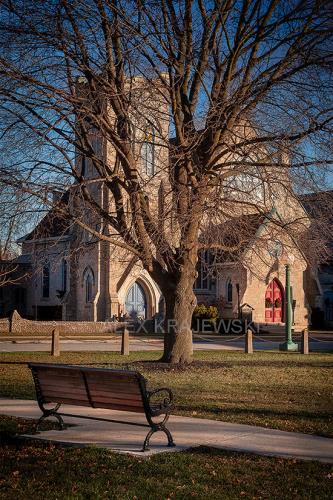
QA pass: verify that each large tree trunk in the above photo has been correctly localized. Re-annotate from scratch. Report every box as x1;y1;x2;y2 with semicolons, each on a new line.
160;267;197;364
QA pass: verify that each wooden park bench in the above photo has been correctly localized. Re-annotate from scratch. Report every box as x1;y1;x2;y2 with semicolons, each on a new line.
28;363;175;452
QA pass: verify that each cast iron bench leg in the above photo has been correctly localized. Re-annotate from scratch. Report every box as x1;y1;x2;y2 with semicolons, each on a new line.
36;403;64;431
142;425;176;452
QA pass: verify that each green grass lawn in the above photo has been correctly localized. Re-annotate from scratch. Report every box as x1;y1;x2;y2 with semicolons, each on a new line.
0;350;332;437
0;416;332;500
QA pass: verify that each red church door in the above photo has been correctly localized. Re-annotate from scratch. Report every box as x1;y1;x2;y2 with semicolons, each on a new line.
265;279;284;323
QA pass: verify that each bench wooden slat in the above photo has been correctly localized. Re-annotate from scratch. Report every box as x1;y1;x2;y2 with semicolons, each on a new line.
37;375;84;385
36;367;83;375
37;372;84;381
38;378;84;388
84;374;142;386
39;387;89;398
87;395;144;407
40;400;144;413
39;379;142;395
37;372;142;392
39;383;144;402
37;374;140;387
43;396;144;412
44;397;91;406
88;402;145;413
87;389;143;402
86;383;142;395
87;372;139;380
38;373;138;385
39;383;88;396
38;379;87;396
40;387;144;405
38;376;86;389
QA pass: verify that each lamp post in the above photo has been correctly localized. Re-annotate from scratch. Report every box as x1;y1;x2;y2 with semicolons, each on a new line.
279;260;298;352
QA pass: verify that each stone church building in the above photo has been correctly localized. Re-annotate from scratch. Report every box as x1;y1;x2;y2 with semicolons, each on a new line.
14;204;309;329
2;82;313;330
13;190;310;331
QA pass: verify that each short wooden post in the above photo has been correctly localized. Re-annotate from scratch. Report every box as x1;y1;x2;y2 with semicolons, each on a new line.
301;328;309;355
51;328;60;357
245;328;253;354
121;327;129;355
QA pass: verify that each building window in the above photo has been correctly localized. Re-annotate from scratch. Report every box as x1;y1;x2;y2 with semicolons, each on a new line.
226;279;233;303
84;268;94;303
195;250;215;291
42;262;50;298
142;127;155;176
86;274;93;303
61;259;67;292
224;172;264;202
91;134;102;157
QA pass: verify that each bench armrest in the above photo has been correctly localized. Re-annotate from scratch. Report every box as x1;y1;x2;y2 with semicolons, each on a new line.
147;387;174;416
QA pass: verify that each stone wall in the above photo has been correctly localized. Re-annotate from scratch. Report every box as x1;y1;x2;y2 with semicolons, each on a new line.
0;318;10;333
0;310;124;335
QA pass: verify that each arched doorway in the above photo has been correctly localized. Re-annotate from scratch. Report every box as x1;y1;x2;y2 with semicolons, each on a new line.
265;279;284;322
125;282;147;319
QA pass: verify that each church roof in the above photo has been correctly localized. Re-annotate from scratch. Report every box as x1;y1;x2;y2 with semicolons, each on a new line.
299;190;333;218
299;190;333;257
199;212;269;262
20;192;72;242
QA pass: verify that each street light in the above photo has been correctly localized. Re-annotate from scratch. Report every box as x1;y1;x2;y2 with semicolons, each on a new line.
279;253;298;352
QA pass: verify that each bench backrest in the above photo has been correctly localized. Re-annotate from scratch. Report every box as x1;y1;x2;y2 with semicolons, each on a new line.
29;363;148;414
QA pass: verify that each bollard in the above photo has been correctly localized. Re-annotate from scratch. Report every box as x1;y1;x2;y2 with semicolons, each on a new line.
245;328;253;354
301;328;309;355
51;328;60;357
121;327;129;355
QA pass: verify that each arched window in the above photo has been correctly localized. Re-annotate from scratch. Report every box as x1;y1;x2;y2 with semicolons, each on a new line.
226;279;233;303
61;259;68;292
83;268;94;303
195;250;216;291
42;262;50;298
142;126;155;176
224;170;264;202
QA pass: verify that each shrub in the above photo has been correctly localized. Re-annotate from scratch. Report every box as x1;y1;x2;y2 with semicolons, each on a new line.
193;303;208;319
192;304;220;331
206;305;219;321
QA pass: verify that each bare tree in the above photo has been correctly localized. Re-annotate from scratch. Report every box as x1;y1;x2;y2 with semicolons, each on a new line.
0;0;332;362
0;178;32;286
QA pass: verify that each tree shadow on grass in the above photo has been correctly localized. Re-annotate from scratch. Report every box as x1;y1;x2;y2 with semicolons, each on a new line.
0;358;331;371
127;358;333;370
177;404;332;423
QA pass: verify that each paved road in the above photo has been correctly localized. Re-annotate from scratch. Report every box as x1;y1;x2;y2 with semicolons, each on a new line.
2;399;333;462
0;335;332;352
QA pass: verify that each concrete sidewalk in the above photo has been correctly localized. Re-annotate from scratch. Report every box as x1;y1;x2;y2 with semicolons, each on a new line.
1;399;332;463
